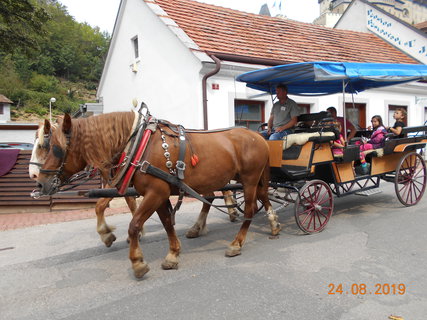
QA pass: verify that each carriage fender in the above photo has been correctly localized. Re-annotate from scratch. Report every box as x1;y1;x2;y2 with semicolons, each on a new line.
393;139;427;152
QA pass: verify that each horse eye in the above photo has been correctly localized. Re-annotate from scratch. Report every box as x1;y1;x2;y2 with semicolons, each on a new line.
52;145;65;159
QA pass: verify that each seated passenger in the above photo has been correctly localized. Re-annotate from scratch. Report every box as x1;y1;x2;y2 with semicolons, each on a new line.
326;106;357;140
355;115;387;174
386;108;406;138
359;115;387;151
331;122;346;156
261;84;300;141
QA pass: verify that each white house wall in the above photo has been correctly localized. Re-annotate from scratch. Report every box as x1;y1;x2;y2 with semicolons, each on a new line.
98;0;204;128
1;130;36;143
205;69;426;129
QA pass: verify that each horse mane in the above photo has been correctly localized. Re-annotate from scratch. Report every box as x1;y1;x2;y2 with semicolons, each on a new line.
64;112;135;170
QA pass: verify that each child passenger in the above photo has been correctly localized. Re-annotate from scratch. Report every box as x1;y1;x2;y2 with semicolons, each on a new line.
387;108;406;138
356;115;387;174
360;115;387;151
331;122;346;156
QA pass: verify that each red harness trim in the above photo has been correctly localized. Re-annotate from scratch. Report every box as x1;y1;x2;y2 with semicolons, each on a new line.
118;128;153;195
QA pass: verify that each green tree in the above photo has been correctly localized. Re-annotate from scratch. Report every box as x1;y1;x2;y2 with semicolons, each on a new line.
0;0;50;54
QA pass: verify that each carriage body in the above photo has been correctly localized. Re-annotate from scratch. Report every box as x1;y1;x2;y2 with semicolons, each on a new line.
260;112;427;234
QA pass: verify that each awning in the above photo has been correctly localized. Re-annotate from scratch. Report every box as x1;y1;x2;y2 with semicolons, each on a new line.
236;61;427;96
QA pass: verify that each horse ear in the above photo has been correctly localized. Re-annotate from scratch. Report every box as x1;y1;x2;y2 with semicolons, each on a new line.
62;113;72;134
43;119;51;134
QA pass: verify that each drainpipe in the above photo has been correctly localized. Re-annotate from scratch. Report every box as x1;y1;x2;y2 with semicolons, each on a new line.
202;55;221;130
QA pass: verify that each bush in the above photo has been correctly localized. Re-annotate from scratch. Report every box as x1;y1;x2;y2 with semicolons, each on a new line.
28;73;59;93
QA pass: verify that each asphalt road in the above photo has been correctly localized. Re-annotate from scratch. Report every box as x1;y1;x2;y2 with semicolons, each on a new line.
1;182;426;320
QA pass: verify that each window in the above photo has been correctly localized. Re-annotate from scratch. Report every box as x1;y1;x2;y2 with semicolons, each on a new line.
297;103;310;115
234;100;265;131
345;103;366;129
132;36;139;59
0;103;3;115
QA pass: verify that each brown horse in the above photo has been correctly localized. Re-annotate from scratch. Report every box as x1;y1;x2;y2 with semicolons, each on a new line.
29;119;138;247
36;111;280;279
29;119;238;245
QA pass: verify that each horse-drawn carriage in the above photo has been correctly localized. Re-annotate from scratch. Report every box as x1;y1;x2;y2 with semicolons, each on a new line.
32;61;427;279
236;61;427;234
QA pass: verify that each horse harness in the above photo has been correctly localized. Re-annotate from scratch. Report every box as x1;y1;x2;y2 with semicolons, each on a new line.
110;106;235;217
37;105;235;218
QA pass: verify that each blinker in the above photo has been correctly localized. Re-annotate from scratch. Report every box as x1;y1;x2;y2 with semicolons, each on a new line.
53;145;65;159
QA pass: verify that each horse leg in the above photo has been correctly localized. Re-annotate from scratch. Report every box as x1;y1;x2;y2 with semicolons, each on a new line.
156;201;181;270
128;192;166;279
124;196;144;242
223;190;238;222
185;192;213;238
257;167;281;236
225;184;257;257
95;197;117;247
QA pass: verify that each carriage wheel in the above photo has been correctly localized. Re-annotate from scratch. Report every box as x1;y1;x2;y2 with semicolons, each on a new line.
232;190;264;214
394;152;426;206
294;180;334;234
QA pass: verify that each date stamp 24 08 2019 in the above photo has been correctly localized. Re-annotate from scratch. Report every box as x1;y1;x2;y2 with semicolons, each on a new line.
328;283;406;320
328;283;406;295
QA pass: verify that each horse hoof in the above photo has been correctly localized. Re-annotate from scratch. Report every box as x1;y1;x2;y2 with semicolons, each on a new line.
225;246;241;257
185;227;200;238
102;233;116;247
161;259;179;270
133;262;150;279
271;223;281;236
228;210;239;222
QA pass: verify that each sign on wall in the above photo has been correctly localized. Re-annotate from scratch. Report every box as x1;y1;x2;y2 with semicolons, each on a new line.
367;8;427;64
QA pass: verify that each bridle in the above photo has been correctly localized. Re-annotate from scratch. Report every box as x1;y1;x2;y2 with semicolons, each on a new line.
34;129;71;195
28;131;51;168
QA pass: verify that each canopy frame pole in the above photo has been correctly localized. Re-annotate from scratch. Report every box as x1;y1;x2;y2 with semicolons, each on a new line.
342;80;347;142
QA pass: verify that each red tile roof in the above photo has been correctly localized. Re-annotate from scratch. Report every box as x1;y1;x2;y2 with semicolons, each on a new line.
415;20;427;31
149;0;418;64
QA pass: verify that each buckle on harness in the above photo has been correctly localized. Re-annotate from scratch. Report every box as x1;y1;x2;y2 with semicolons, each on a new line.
176;160;186;179
138;160;151;173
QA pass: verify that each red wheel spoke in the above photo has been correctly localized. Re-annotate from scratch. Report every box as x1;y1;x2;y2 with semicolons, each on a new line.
298;207;313;216
300;208;314;225
317;190;328;205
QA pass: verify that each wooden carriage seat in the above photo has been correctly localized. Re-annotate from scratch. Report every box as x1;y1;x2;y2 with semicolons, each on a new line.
282;111;338;154
283;131;336;150
382;125;427;155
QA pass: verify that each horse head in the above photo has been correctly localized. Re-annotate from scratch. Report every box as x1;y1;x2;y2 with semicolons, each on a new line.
36;113;86;195
29;119;52;180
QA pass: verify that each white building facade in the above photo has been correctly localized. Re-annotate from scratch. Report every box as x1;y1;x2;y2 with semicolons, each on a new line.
98;0;427;131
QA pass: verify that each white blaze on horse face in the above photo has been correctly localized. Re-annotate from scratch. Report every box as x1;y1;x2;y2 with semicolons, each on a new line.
29;137;41;180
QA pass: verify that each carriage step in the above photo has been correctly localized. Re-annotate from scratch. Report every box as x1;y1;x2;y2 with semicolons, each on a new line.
354;188;382;196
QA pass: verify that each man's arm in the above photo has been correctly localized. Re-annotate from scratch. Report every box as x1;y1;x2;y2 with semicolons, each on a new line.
267;114;274;134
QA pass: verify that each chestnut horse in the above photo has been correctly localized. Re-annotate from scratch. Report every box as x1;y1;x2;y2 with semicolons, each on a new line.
29;119;239;245
36;111;280;279
29;119;138;247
